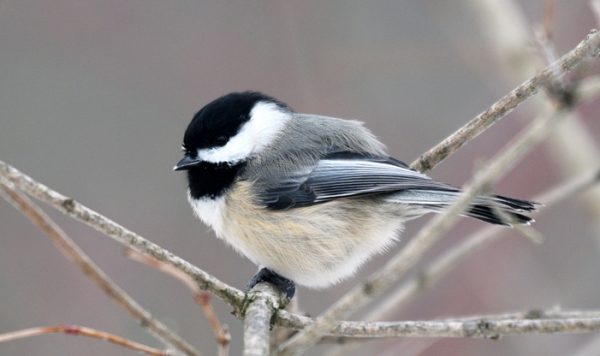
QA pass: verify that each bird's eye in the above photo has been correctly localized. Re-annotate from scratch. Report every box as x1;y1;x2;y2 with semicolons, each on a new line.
215;135;228;146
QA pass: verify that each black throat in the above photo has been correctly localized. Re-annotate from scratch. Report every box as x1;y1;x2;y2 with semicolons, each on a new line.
187;161;245;200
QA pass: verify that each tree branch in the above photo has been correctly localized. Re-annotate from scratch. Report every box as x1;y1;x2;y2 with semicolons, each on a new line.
0;159;290;356
125;249;230;355
277;309;600;339
357;167;600;323
1;28;599;356
0;325;169;356
469;0;600;237
0;160;246;313
279;104;566;355
243;283;284;356
579;75;600;103
299;167;600;356
0;178;199;356
409;29;600;173
318;316;600;339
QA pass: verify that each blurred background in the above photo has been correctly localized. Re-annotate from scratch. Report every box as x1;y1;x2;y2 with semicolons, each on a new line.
1;1;600;355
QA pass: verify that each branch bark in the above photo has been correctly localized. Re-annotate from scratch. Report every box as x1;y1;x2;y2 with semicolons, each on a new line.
279;106;566;355
1;27;599;356
0;179;199;356
468;0;600;238
0;325;168;356
329;167;600;356
276;309;600;339
409;29;600;173
125;249;230;355
0;160;246;313
314;315;600;339
243;283;284;356
365;168;600;323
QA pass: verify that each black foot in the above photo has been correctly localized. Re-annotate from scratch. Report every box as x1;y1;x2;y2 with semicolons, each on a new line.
246;268;296;299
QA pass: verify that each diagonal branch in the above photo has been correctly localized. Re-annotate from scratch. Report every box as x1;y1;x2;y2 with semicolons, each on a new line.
0;160;246;313
469;0;600;236
0;325;168;356
409;29;600;173
0;178;200;356
294;168;600;356
0;160;281;355
278;105;566;355
0;29;598;356
125;249;230;355
355;167;600;325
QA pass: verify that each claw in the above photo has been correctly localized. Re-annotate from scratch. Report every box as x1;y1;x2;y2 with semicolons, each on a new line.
246;268;296;299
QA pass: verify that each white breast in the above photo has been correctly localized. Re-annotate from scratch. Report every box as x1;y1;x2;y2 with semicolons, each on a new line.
187;191;269;268
188;184;407;289
187;193;227;238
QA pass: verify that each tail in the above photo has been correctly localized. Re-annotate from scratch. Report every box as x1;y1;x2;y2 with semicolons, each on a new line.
387;189;539;226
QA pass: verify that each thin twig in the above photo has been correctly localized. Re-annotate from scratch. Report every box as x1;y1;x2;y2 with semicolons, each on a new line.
359;167;600;322
537;168;600;207
471;0;600;235
579;75;600;102
217;325;231;356
279;106;566;355
126;249;230;353
488;198;544;244
0;160;280;356
543;0;555;41
0;29;598;356
0;325;168;356
592;0;600;29
0;179;199;356
321;172;600;356
533;22;576;109
196;295;230;356
409;29;600;173
0;160;246;312
0;27;598;345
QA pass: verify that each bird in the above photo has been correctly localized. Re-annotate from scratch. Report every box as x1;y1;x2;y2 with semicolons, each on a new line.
174;91;537;299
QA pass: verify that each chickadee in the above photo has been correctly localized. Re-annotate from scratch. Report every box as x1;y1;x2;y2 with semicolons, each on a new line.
175;91;537;298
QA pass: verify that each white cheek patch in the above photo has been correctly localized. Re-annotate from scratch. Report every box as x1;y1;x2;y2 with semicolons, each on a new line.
197;102;291;164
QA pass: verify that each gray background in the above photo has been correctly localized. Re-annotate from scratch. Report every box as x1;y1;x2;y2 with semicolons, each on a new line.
1;1;599;355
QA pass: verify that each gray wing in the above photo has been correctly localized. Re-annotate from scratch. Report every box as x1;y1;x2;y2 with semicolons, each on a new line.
261;153;456;210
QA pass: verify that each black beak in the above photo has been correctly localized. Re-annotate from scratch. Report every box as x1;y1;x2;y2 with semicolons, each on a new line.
173;155;202;171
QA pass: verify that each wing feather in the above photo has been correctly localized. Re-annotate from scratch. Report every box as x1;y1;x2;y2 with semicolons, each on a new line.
260;153;454;209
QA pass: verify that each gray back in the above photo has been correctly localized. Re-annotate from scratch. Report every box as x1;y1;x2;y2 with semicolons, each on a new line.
241;113;388;186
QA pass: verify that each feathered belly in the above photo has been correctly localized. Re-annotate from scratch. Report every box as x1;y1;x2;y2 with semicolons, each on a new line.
213;182;406;288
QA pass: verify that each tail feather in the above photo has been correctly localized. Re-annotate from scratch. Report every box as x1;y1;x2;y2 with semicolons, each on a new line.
387;189;539;226
467;202;534;225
